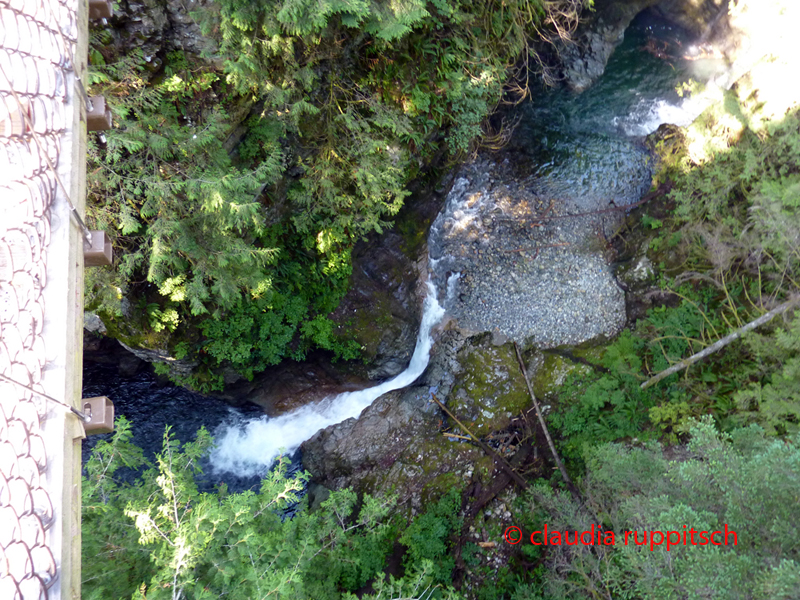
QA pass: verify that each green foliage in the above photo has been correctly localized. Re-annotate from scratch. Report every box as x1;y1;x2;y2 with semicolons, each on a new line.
87;0;592;387
619;107;800;442
548;276;779;460
86;49;358;390
548;330;660;459
82;420;459;600
735;313;800;434
343;561;462;600
670;108;800;280
648;400;691;442
640;213;663;229
82;417;151;600
523;418;800;599
86;0;597;406
88;62;283;317
400;489;463;584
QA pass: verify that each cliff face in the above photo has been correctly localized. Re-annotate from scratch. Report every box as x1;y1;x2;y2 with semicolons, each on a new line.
103;0;217;63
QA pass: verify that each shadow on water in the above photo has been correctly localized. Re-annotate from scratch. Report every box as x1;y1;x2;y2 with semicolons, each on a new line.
81;362;303;495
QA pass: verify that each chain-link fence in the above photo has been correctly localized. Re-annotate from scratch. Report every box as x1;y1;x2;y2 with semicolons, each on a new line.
1;0;79;597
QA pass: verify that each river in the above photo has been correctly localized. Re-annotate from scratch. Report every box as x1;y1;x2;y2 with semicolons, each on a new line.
82;10;726;484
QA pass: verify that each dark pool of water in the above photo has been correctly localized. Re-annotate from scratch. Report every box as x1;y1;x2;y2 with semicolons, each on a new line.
81;362;302;494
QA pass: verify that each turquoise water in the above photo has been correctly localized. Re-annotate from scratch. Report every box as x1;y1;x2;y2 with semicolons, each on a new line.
508;11;724;213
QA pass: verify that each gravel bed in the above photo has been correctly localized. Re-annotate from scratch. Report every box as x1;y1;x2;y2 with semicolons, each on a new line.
429;152;650;347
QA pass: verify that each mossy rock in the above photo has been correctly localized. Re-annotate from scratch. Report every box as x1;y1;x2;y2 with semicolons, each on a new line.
645;123;688;186
532;352;592;401
331;292;397;361
447;338;531;437
381;433;489;506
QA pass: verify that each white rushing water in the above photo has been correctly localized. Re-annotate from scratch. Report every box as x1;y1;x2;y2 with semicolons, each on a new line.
613;93;712;137
210;280;446;477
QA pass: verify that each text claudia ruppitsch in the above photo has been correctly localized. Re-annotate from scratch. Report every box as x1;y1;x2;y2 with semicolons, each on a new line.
504;524;738;551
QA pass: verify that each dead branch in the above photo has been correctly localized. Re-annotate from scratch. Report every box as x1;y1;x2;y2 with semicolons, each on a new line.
641;296;800;389
514;343;578;498
442;432;472;441
431;394;528;489
672;271;726;290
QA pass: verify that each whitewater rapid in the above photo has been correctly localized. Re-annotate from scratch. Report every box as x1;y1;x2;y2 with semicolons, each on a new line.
210;280;446;477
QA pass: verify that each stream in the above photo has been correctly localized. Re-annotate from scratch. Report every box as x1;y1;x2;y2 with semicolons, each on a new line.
82;10;727;483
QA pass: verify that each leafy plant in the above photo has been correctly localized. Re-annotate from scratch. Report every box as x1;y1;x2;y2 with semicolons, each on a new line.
400;488;463;584
86;0;593;387
523;418;800;600
82;420;458;600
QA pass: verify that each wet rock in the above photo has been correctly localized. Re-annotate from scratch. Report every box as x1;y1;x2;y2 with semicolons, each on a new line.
428;154;637;348
83;335;146;376
618;255;655;290
301;383;489;507
301;332;527;502
329;230;424;381
447;337;529;437
216;354;366;415
163;0;218;56
118;340;198;376
653;0;730;38
84;312;107;334
306;482;331;511
646;124;689;185
558;0;731;94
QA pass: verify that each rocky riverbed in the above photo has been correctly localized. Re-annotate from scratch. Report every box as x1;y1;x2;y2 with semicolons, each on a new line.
85;0;754;507
428;138;651;347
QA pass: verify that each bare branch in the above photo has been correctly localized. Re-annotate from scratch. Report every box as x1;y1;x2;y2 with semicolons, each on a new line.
641;296;800;389
514;343;577;497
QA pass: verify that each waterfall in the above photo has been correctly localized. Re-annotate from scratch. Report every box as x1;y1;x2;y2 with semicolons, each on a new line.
209;280;446;477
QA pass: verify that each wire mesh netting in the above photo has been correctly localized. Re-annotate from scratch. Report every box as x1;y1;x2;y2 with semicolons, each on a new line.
1;0;79;597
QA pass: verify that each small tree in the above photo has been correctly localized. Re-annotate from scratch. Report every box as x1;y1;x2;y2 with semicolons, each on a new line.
82;419;460;599
521;418;800;599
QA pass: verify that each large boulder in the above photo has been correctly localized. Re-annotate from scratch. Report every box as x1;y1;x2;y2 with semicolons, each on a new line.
559;0;664;93
328;231;424;381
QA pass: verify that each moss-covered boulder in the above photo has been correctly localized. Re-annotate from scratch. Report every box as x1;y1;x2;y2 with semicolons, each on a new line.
447;336;530;438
